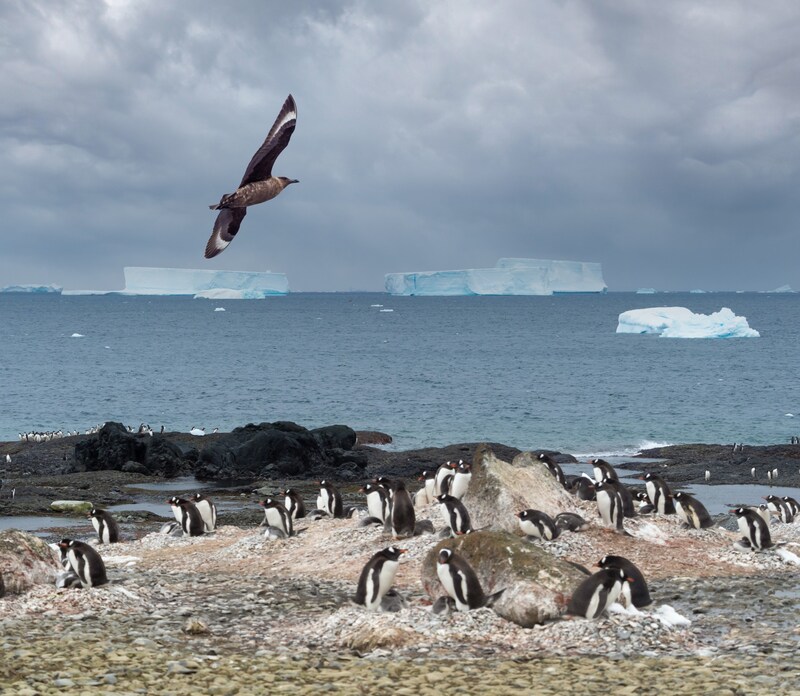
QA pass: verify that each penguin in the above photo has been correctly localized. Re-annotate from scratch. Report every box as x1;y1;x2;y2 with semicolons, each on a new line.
419;470;436;504
672;492;714;529
764;495;794;523
317;480;344;519
634;491;655;515
641;473;676;514
361;482;390;523
281;488;306;519
192;493;217;532
591;458;619;484
568;475;596;501
437;494;473;536
604;478;635;518
748;503;771;528
449;462;472;500
594;481;628;535
567;567;630;619
538;453;567;488
554;512;590;533
373;476;394;497
352;546;406;611
167;496;205;536
390;480;416;538
731;507;773;550
436;548;503;611
596;555;652;608
259;497;294;538
87;508;120;544
434;461;458;496
781;496;800;517
57;539;108;588
516;509;559;541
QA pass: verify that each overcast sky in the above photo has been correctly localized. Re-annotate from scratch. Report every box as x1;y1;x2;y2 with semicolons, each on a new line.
1;1;799;292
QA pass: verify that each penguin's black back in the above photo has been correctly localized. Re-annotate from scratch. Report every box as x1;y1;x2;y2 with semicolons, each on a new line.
597;555;651;607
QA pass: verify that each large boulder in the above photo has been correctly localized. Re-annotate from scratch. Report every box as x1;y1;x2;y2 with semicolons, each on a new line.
462;445;580;532
0;529;61;594
421;531;585;627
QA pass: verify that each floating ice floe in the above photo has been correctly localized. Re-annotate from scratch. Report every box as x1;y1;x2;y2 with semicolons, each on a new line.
70;333;84;338
379;309;394;313
214;307;226;312
636;288;657;294
616;307;759;338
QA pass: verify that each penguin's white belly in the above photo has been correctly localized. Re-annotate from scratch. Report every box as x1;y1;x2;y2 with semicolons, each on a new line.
366;492;385;521
450;474;470;499
368;559;399;611
596;493;613;526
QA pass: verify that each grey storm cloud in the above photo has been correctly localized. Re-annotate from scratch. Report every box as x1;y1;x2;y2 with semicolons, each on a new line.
1;0;799;291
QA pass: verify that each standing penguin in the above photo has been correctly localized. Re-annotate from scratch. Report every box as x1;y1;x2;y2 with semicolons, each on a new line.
594;481;628;535
88;508;120;544
259;497;294;538
602;478;635;518
449;462;472;500
538;453;567;488
672;492;714;529
390;480;416;538
361;482;390;524
591;458;619;484
438;494;473;536
436;548;501;611
731;507;773;550
192;493;217;532
765;495;794;523
434;461;458;496
781;495;800;518
282;488;306;519
567;567;630;619
57;539;108;588
516;509;560;541
641;473;676;514
317;480;344;519
419;470;436;504
353;546;405;611
596;555;652;608
167;496;205;536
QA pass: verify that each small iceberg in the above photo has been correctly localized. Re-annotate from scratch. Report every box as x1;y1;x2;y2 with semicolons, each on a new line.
70;333;84;338
616;307;759;338
636;288;657;294
214;307;226;312
768;284;795;293
379;309;394;312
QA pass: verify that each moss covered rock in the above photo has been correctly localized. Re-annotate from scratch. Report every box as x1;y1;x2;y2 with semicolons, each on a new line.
0;529;61;594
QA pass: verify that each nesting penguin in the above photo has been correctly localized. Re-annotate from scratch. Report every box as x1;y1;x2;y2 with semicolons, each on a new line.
438;494;473;536
634;491;655;515
568;475;596;501
192;493;217;532
436;548;502;612
317;480;344;519
390;480;416;538
516;509;560;541
88;508;120;544
353;546;405;611
567;567;630;619
259;497;294;538
672;492;714;529
554;512;590;533
282;488;306;519
596;555;652;608
57;539;108;588
641;473;676;514
731;507;773;550
167;496;205;536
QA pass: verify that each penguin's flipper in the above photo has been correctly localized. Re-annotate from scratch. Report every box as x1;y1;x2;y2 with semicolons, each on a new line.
483;588;505;608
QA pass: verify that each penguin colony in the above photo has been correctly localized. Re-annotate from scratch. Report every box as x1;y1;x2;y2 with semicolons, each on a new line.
49;453;800;624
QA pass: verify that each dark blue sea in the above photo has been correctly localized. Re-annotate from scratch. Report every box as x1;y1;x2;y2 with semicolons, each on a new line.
1;292;798;454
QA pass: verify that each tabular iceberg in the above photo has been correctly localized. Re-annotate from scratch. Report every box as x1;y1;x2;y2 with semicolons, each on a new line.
122;267;288;298
385;258;606;296
616;307;759;338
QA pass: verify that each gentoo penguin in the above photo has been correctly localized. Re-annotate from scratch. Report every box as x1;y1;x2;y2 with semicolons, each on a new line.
764;495;794;523
353;546;405;611
634;491;655;515
731;507;773;550
596;555;652;608
390;480;416;538
641;473;676;514
594;481;628;535
591;458;619;484
192;493;217;532
167;496;205;536
538;453;567;488
259;497;294;538
205;94;299;258
88;508;120;544
436;548;503;611
419;470;436;504
361;482;390;524
554;512;590;533
57;539;108;588
438;494;473;536
434;461;458;496
516;509;559;541
781;496;800;517
317;480;344;519
602;478;635;518
568;475;596;501
281;488;306;519
449;462;472;500
672;492;714;529
567;567;629;619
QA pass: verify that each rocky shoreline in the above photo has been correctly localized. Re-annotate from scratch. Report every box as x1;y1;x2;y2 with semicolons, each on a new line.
2;429;800;694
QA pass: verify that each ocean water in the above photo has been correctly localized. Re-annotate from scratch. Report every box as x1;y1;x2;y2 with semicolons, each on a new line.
1;292;798;454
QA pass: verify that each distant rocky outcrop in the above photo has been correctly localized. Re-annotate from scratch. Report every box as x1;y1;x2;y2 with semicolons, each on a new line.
0;529;61;594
